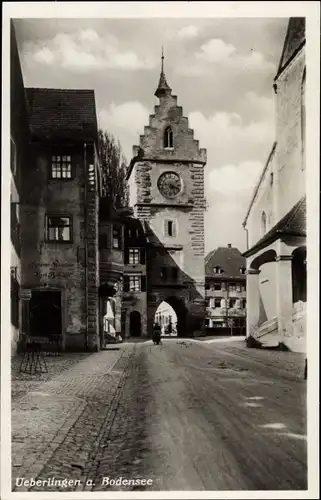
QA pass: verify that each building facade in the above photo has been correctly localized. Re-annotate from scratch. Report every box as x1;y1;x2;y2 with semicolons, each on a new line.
243;18;306;352
205;245;246;334
10;21;29;354
18;87;102;352
125;55;207;338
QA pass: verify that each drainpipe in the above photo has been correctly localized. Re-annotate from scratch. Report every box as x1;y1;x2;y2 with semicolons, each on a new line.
243;223;249;251
84;142;89;350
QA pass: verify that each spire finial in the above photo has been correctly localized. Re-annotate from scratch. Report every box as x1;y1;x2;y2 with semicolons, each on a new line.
154;46;172;98
161;46;164;73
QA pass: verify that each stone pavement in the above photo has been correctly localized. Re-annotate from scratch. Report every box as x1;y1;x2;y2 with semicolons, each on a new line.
11;346;132;492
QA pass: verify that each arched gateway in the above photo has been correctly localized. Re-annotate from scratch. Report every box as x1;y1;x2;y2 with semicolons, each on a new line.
124;53;207;339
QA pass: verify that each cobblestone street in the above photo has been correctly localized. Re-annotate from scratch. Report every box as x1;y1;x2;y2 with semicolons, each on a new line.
11;339;307;492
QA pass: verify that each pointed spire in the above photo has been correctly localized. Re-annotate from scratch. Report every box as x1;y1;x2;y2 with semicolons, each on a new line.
154;47;172;98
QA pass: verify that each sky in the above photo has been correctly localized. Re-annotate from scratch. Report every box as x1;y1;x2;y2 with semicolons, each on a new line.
13;17;289;253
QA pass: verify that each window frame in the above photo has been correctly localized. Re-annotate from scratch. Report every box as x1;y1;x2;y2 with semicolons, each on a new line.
50;154;73;180
164;126;174;149
112;224;122;250
261;211;267;235
129;248;140;264
46;214;72;243
128;274;141;292
214;298;221;308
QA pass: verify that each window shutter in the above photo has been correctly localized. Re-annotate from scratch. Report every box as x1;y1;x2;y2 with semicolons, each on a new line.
141;275;146;292
123;275;129;292
172;221;177;237
140;248;145;265
164;220;169;237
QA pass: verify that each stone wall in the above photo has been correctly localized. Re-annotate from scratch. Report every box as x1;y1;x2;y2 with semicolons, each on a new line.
275;48;305;221
20;143;99;351
129;85;207;337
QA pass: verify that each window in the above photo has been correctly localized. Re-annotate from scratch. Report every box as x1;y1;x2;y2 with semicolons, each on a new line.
270;172;274;185
172;267;178;280
230;299;237;308
124;274;146;292
11;138;17;175
47;216;71;242
128;228;138;239
129;248;140;264
160;267;167;280
228;283;236;292
51;155;72;179
261;211;267;235
129;275;141;292
240;267;246;275
213;267;223;275
112;225;121;249
236;284;241;292
164;126;173;148
214;298;221;308
242;299;246;309
164;219;176;237
214;283;221;291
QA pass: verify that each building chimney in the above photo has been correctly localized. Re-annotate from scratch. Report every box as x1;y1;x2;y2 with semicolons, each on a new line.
227;243;232;248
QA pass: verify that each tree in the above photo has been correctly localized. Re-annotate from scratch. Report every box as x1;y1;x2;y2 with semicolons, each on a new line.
98;129;129;207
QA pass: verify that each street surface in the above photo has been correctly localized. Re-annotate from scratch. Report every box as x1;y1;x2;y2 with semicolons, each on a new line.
11;339;307;492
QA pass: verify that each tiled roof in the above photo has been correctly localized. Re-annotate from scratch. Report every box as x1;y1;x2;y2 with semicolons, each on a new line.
25;88;98;141
243;196;306;258
205;246;246;279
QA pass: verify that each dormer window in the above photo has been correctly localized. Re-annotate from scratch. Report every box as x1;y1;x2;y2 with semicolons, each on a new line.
240;267;246;275
164;126;173;149
213;266;223;275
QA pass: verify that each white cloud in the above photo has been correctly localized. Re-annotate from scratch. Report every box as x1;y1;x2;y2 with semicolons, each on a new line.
177;25;199;39
188;108;273;253
208;161;263;194
98;101;149;160
22;30;156;72
196;38;235;63
189;110;273;166
33;46;56;65
179;38;276;77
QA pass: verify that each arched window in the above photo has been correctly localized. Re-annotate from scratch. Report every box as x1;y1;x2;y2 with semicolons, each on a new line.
164;126;173;148
301;68;306;169
261;211;267;235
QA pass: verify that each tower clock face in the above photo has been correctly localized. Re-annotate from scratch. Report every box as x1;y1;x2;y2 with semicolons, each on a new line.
158;171;182;198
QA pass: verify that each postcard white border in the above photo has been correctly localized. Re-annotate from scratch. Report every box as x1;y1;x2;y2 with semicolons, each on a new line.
1;2;320;499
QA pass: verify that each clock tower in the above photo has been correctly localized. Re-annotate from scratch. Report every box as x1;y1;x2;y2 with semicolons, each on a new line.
126;52;207;338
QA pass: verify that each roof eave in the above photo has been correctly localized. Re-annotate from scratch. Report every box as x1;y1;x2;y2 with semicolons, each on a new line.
242;142;277;227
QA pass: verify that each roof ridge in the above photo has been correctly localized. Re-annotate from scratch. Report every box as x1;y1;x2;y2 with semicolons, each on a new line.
25;87;95;93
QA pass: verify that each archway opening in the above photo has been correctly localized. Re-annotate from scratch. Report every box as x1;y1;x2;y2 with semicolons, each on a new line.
154;301;178;336
130;311;141;337
154;297;188;337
